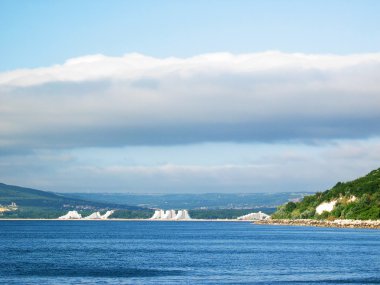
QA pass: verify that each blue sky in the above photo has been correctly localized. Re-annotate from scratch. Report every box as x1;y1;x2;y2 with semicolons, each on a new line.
0;1;380;193
1;0;380;71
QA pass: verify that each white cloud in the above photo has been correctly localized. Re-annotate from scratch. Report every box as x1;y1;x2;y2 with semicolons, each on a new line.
0;52;378;193
1;139;379;193
2;51;380;87
0;51;380;150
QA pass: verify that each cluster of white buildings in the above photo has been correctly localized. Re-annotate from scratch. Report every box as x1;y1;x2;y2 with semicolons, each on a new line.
58;209;269;221
58;210;114;220
150;209;191;220
237;211;270;221
0;202;18;213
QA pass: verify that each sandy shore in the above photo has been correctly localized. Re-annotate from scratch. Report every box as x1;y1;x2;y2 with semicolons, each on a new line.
255;219;380;229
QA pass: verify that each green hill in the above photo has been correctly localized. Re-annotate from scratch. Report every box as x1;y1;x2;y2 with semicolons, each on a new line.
0;182;143;218
272;168;380;220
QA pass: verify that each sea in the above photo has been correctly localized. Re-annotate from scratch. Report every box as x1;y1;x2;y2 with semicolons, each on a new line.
0;221;380;285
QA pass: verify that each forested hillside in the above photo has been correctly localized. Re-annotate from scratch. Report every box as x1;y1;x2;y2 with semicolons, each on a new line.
272;168;380;220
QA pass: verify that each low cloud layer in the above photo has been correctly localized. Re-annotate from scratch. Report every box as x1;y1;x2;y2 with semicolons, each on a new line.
1;51;380;150
2;139;380;193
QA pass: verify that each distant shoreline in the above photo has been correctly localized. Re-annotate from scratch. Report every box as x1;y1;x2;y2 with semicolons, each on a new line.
0;218;250;222
255;219;380;229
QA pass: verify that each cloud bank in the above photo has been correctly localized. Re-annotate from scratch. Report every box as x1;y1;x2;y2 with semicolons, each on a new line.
1;51;380;150
2;139;380;193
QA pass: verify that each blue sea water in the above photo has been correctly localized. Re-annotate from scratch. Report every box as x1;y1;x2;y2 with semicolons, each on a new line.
0;221;380;284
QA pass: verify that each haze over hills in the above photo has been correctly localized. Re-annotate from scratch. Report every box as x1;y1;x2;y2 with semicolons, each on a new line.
4;167;380;221
0;180;309;219
0;181;309;219
0;182;142;218
67;192;309;210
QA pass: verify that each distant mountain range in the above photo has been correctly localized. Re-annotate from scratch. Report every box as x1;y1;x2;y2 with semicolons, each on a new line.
0;182;142;218
272;168;380;220
67;192;310;210
2;166;379;220
0;181;311;219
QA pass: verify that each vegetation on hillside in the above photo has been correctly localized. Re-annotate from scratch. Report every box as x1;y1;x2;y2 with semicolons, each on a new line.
1;207;67;219
111;208;276;220
111;209;154;219
0;182;277;219
0;183;141;218
189;208;276;219
272;168;380;220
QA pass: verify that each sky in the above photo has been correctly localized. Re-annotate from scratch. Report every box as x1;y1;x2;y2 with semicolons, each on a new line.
0;0;380;193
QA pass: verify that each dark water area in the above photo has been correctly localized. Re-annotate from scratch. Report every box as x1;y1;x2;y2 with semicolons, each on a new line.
0;221;379;284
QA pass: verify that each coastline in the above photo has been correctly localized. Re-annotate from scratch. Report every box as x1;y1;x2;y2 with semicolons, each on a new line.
0;218;250;222
255;219;380;229
2;218;380;228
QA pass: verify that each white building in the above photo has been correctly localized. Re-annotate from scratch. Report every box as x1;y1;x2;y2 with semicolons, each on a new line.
59;210;114;220
101;210;114;219
150;209;191;220
58;210;82;219
150;209;165;219
162;210;176;219
84;211;102;219
174;210;191;220
237;211;270;221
